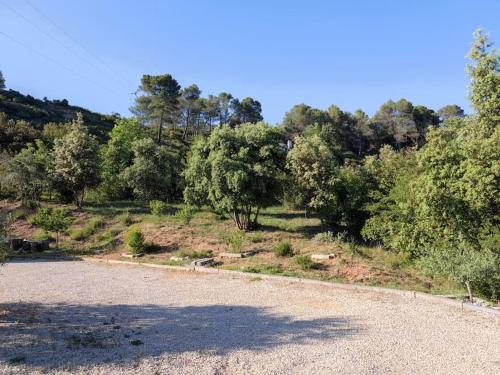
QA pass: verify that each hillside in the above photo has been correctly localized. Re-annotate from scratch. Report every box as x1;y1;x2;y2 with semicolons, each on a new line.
0;89;117;140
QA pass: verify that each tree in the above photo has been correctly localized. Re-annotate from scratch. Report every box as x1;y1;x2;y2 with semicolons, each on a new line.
282;104;329;138
2;144;47;206
100;118;145;199
216;92;233;125
437;105;465;121
122;138;173;201
0;113;40;153
131;74;181;143
230;97;263;126
0;70;5;90
51;113;100;207
286;133;369;232
31;207;70;250
179;84;202;140
184;123;286;230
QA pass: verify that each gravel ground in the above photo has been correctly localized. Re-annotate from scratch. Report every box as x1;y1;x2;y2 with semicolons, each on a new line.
0;260;498;375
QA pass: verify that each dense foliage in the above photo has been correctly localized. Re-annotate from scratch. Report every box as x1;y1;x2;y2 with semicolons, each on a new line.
0;30;498;300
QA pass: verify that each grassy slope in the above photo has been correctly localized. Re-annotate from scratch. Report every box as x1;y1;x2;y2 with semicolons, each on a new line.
4;200;462;296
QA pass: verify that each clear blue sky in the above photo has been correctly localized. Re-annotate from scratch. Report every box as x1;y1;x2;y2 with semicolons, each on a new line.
1;0;499;123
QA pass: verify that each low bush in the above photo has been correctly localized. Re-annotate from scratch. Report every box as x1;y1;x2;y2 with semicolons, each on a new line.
274;241;293;257
295;254;315;270
118;211;134;226
313;231;336;243
125;226;145;254
249;232;265;243
225;230;245;253
176;249;212;259
32;229;50;241
149;200;168;216
70;216;105;241
175;206;195;225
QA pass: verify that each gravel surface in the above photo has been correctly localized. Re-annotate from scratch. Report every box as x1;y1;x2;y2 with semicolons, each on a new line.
0;259;498;375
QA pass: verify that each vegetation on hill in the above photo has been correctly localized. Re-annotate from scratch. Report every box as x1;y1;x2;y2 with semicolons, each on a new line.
0;30;498;302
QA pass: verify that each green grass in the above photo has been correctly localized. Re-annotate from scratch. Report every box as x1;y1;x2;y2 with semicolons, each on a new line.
69;216;105;241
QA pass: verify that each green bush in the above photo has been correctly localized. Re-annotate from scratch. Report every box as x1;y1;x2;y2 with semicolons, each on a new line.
225;230;245;253
125;226;145;254
274;241;293;257
118;211;134;226
295;254;315;270
149;200;168;216
32;229;50;241
70;216;104;241
313;231;335;242
175;206;195;225
249;232;265;243
31;207;70;249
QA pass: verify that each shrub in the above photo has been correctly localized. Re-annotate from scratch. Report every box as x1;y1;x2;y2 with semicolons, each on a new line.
31;207;70;249
249;232;265;243
149;200;168;216
118;211;134;226
295;254;315;270
69;216;104;241
274;241;293;257
225;230;245;253
175;205;195;225
125;226;145;254
32;229;50;241
313;231;335;243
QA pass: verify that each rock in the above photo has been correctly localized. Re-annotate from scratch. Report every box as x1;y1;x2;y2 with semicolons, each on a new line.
121;252;143;258
311;253;336;261
220;251;255;258
191;257;214;267
219;252;243;258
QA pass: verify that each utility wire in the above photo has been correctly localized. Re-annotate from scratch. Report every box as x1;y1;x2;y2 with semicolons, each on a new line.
0;29;117;94
0;0;129;88
23;0;134;87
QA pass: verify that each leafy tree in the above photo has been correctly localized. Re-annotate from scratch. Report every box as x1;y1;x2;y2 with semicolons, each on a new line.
184;123;286;230
2;144;47;206
51;113;100;207
437;104;465;121
179;84;202;140
0;113;40;153
131;74;181;143
100;118;145;199
122;138;173;201
32;207;70;250
230;97;263;126
282;104;329;138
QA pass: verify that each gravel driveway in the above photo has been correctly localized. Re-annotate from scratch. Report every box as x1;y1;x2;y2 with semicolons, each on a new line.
0;259;498;374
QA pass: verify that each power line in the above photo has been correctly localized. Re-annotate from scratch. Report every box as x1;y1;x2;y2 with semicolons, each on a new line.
0;0;128;89
0;29;117;94
23;0;134;87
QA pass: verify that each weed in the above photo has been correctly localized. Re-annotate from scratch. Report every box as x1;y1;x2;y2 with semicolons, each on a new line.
32;229;50;241
249;232;265;243
274;241;293;257
149;200;168;216
295;254;315;270
224;230;245;253
118;211;134;226
70;216;105;241
313;231;335;242
250;276;262;281
175;206;196;224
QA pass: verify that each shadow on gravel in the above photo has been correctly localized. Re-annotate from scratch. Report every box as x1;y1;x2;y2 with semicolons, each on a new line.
0;302;360;371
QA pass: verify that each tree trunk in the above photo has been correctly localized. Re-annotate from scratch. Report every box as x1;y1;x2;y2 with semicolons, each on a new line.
465;280;474;303
157;111;164;144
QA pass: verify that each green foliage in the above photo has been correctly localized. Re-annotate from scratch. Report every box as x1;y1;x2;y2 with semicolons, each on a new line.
274;241;293;257
224;230;245;253
70;216;104;241
31;207;70;249
1;143;48;206
51;113;100;207
118;211;134;226
175;205;195;224
295;254;315;270
100;118;145;199
125;226;145;254
249;232;265;243
122;138;173;201
313;231;336;243
32;229;50;241
287;133;370;232
149;200;168;216
184;123;286;230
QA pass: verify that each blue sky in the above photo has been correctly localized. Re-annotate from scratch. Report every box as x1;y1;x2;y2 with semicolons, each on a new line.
1;0;499;123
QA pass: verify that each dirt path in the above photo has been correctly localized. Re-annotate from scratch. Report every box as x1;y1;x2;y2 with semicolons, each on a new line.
0;260;498;374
